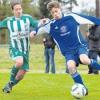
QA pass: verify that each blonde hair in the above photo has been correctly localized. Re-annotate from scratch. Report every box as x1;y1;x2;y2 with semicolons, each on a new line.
10;0;22;9
47;1;60;11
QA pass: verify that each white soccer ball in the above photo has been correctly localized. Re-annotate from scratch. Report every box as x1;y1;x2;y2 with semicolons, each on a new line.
71;83;87;99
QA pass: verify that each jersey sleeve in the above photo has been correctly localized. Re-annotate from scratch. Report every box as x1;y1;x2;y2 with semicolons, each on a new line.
69;13;100;25
29;15;38;28
36;19;51;35
0;17;8;28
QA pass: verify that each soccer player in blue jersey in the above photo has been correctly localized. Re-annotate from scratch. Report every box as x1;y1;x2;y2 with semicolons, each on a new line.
0;0;38;93
32;1;100;96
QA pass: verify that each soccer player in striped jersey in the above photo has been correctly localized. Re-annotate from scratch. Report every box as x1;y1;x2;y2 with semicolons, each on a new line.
0;0;38;93
32;1;100;96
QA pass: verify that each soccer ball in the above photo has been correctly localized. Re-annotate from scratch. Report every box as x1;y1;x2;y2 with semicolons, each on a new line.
71;83;87;99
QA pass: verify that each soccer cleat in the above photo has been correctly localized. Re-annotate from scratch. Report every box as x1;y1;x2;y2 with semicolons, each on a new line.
2;82;13;93
93;70;99;74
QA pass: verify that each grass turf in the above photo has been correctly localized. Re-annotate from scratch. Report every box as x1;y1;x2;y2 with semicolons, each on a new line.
0;44;100;100
0;73;100;100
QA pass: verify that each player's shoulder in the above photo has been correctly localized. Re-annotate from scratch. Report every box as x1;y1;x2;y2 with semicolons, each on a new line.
3;16;14;21
63;12;84;22
22;14;33;18
64;12;78;17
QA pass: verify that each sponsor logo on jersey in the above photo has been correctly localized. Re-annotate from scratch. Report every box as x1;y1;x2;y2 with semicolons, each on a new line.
60;26;67;33
60;26;70;36
54;26;59;30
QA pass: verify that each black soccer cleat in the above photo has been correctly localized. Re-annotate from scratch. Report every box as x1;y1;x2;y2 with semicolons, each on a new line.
2;82;13;93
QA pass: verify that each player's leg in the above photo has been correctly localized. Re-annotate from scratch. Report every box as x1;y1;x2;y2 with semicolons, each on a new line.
90;51;99;74
79;45;100;70
67;60;84;85
49;48;55;73
2;57;23;93
67;57;88;96
12;55;29;86
80;54;100;70
65;52;84;85
10;57;23;82
88;51;93;74
13;69;27;86
45;48;50;73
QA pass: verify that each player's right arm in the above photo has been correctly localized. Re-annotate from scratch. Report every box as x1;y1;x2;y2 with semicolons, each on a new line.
30;18;51;38
0;17;9;29
36;18;51;34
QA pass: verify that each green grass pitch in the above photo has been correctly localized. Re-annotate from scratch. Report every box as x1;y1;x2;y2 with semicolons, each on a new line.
0;44;100;100
0;73;100;100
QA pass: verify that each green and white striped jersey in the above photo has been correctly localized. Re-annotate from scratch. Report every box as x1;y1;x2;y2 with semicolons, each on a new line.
0;14;38;54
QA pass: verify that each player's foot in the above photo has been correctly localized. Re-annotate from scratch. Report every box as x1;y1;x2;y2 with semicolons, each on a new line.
93;70;99;74
2;82;13;93
88;72;93;74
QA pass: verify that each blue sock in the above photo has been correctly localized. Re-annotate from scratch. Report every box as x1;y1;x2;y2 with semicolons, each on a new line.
71;72;84;85
90;60;100;70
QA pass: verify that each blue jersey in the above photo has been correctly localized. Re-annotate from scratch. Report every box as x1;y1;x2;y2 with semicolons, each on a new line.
38;13;100;55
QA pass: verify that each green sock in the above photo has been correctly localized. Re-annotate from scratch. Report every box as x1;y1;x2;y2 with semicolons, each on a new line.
12;79;20;86
10;66;19;82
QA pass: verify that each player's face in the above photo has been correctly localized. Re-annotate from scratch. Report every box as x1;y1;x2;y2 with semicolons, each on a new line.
12;4;22;18
50;7;62;20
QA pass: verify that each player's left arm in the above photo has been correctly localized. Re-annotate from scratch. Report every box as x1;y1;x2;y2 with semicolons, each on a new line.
28;15;38;38
29;15;38;28
70;13;100;25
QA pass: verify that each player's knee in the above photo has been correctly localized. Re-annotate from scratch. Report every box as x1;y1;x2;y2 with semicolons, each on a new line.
15;58;23;68
67;60;76;67
67;60;76;75
16;62;23;68
80;54;91;65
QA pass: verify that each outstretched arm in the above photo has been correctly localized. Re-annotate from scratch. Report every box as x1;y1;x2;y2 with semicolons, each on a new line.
29;15;38;28
69;13;100;25
30;18;51;37
0;17;9;29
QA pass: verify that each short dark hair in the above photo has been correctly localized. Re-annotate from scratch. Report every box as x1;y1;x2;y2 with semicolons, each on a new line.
47;1;60;11
10;0;22;9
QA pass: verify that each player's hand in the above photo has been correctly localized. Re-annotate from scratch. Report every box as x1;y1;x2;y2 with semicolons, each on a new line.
39;18;50;26
30;31;36;38
43;38;46;42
